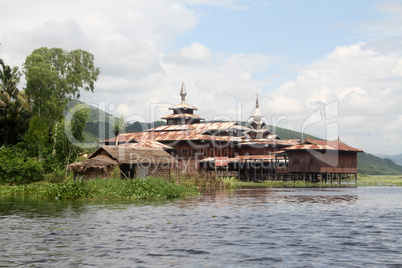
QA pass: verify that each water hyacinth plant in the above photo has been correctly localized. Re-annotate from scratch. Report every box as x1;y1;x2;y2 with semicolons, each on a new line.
0;177;200;200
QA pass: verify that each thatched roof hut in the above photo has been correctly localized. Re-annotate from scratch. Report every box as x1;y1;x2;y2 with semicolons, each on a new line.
69;146;178;180
69;154;118;179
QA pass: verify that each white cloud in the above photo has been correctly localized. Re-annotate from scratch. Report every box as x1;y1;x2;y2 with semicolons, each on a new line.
266;42;402;154
2;0;402;155
162;42;213;64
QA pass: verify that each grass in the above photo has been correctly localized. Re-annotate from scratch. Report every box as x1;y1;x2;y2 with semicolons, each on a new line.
232;175;402;188
169;172;232;188
0;177;200;200
233;180;355;188
357;174;402;186
2;174;400;201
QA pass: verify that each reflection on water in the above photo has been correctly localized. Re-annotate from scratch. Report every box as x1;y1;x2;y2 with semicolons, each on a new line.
0;187;401;267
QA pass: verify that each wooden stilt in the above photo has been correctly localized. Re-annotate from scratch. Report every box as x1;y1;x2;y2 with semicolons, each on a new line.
254;160;257;181
245;160;248;181
260;160;263;181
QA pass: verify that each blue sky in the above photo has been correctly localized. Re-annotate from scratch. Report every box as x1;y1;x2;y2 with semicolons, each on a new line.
175;1;382;60
1;0;402;155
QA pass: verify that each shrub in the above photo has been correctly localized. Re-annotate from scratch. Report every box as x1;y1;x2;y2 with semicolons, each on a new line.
39;180;91;200
0;144;44;184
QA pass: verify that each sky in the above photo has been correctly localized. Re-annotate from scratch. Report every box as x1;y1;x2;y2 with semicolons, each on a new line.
1;0;402;155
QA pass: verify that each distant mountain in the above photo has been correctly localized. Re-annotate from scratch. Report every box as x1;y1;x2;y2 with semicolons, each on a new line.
65;100;402;175
66;99;116;141
66;99;165;141
358;153;402;175
375;153;402;166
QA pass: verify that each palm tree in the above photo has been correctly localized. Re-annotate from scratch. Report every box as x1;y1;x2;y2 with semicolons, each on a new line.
0;59;32;146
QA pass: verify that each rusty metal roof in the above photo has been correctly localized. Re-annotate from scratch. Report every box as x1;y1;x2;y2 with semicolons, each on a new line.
199;154;283;163
245;128;271;133
120;139;173;150
284;139;362;152
101;123;303;149
147;125;196;132
147;122;245;132
101;122;309;150
161;113;205;119
168;102;198;110
280;139;301;146
101;130;242;144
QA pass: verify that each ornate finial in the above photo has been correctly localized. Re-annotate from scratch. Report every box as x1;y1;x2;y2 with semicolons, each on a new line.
180;82;187;102
251;95;263;124
256;94;259;108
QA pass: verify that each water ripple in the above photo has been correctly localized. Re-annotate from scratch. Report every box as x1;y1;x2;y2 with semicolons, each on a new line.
0;187;401;267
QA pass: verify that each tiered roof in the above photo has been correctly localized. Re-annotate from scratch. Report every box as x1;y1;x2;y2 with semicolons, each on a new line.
163;82;205;125
100;86;303;151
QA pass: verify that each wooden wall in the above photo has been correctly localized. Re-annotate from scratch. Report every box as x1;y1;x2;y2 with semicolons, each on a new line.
287;150;358;174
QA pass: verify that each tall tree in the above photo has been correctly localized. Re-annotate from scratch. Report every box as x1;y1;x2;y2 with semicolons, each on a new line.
23;47;100;124
23;47;100;154
0;59;32;146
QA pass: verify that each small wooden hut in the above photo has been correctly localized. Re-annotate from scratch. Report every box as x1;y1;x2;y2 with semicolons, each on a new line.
69;146;178;180
69;154;118;179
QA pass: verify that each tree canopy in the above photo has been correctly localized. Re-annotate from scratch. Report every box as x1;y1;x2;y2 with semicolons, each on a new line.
0;59;31;146
23;47;100;123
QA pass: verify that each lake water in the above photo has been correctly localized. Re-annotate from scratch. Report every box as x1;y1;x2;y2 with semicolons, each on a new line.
1;187;401;267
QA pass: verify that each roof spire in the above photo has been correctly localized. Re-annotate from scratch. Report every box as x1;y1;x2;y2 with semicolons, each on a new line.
256;94;259;108
252;95;263;123
180;81;187;103
248;93;267;130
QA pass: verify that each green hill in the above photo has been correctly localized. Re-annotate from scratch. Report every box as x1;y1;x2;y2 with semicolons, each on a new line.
66;99;117;140
357;153;402;175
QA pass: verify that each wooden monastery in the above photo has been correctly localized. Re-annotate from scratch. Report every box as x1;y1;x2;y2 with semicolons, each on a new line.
99;82;362;183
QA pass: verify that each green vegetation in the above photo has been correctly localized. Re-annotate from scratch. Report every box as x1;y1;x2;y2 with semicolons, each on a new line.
357;174;402;186
0;47;100;184
0;144;44;184
357;153;402;175
0;177;200;200
170;172;234;188
234;180;355;188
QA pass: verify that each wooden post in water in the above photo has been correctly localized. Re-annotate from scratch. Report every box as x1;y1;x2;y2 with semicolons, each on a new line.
245;160;248;181
260;160;263;181
270;159;273;181
237;159;241;180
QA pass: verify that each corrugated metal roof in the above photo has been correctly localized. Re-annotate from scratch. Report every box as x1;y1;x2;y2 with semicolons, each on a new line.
280;139;301;146
147;125;196;132
199;154;283;162
146;122;247;133
284;139;362;152
120;140;173;150
161;113;205;119
101;125;303;148
245;129;271;133
101;130;243;143
168;102;198;110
